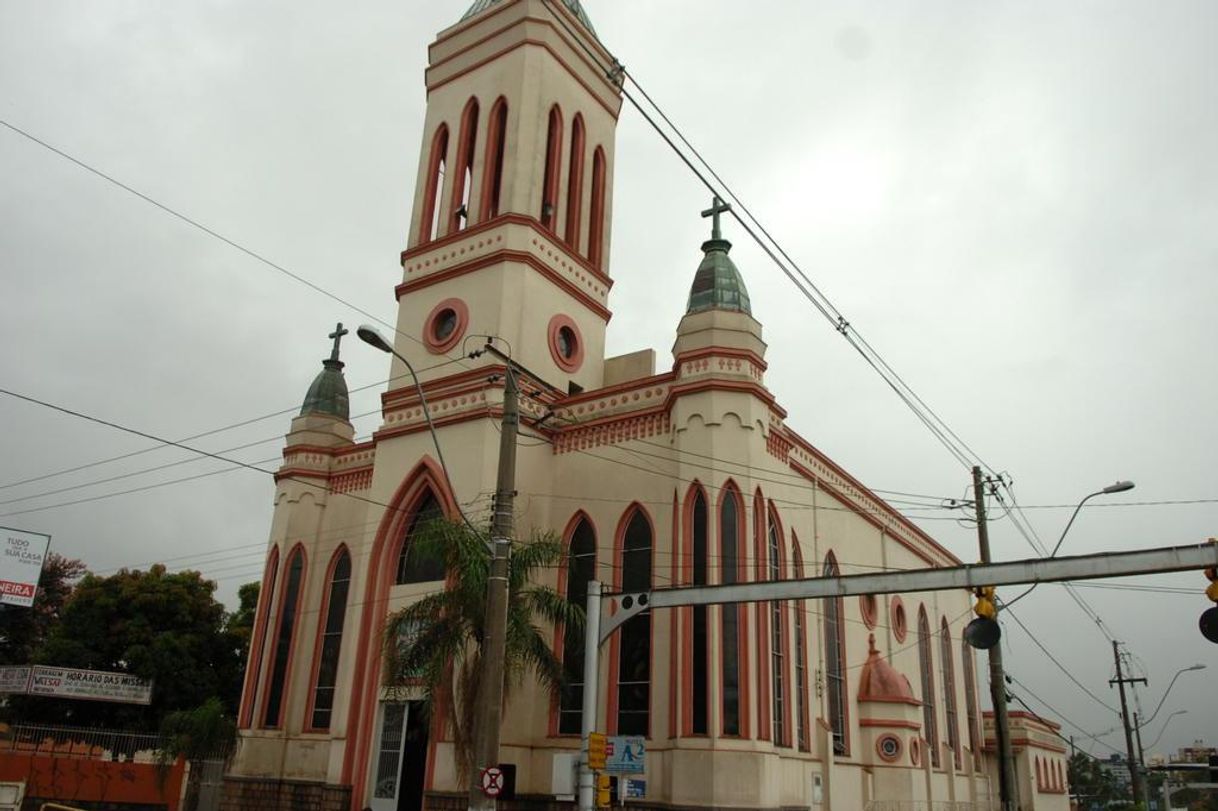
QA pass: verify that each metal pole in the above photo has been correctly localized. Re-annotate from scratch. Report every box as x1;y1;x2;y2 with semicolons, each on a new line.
578;580;603;811
1134;712;1148;807
1112;640;1145;807
469;364;520;811
973;466;1019;811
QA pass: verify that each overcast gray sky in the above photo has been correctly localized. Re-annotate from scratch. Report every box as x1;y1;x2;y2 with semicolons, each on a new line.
1;1;1214;760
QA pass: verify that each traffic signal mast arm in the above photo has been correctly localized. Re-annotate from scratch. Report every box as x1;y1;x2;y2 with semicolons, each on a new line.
599;541;1218;643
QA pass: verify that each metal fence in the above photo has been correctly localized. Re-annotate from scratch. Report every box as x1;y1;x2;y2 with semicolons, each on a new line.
864;802;1003;811
0;724;163;762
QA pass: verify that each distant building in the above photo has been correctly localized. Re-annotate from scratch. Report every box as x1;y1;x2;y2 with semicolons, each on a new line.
1099;753;1131;789
1177;740;1217;763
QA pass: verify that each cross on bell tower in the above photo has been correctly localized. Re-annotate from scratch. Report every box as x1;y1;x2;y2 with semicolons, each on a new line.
328;322;348;362
701;195;732;241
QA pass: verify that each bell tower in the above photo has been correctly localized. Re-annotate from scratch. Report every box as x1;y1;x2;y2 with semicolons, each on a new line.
391;0;622;392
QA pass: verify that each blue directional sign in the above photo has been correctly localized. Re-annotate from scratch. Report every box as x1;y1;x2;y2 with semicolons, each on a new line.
605;736;645;774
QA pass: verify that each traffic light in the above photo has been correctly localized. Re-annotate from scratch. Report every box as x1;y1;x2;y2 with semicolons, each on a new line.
596;772;611;808
964;586;1001;649
588;732;607;770
1201;560;1218;644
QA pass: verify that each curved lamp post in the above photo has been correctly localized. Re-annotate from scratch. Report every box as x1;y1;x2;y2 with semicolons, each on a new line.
1145;710;1187;751
1143;664;1206;726
1049;480;1135;557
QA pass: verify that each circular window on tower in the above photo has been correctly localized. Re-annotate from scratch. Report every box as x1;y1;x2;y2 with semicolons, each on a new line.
423;298;468;354
547;314;584;373
876;734;902;763
860;594;879;629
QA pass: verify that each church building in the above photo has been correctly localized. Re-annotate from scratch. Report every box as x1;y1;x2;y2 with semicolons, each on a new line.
222;3;1068;810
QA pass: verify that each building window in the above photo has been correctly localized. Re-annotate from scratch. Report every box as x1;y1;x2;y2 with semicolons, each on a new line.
547;314;584;373
241;545;279;728
616;508;652;735
690;488;709;735
792;543;809;751
309;548;351;730
767;509;786;746
565;114;586;251
397;492;445;584
422;298;469;355
559;517;596;734
449;97;479;234
918;606;940;767
540;105;563;230
961;636;980;769
419;124;449;244
719;485;743;736
588;147;606;269
480;97;508;220
891;595;908;643
823;552;848;755
263;546;305;728
940;618;961;770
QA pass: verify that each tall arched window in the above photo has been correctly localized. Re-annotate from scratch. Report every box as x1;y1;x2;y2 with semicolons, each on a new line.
564;114;586;251
616;508;652;735
540;105;563;230
719;485;743;736
940;617;961;769
961;637;980;770
823;552;848;755
479;97;508;220
559;517;596;734
240;545;279;728
792;542;809;752
449;98;479;234
918;606;940;767
767;508;787;746
397;491;445;584
587;147;606;269
688;488;709;734
263;546;305;728
309;548;351;730
418;124;449;244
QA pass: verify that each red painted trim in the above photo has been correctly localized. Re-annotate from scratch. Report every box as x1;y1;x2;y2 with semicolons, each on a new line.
302;544;350;733
678;482;711;737
397;248;612;322
422;297;470;355
556;371;674;407
940;616;962;771
859;594;879;630
541;104;563;231
588;147;606;270
417;124;450;246
341;457;460;804
823;550;851;756
771;503;793;747
238;545;279;728
672;345;769;374
564;114;585;252
791;536;812;752
548;510;598;737
547;313;585;373
917;605;939;768
263;543;308;730
447;97;480;236
605;502;656;738
876;732;904;762
860;719;922;730
753;488;770;742
715;481;748;738
479;97;509;222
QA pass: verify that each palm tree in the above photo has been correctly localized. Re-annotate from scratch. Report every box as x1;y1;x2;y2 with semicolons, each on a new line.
383;516;583;783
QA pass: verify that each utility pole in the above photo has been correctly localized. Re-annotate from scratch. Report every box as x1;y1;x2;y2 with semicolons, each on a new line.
1110;640;1147;808
972;466;1019;811
1133;712;1148;808
469;363;520;811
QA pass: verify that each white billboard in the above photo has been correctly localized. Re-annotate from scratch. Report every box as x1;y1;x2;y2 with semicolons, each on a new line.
0;666;31;694
27;666;153;705
0;527;51;607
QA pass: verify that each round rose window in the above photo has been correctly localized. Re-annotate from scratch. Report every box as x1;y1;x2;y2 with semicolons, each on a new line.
423;298;468;354
547;315;584;372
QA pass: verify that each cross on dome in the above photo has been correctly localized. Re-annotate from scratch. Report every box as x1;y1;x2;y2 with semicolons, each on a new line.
700;195;731;241
329;322;349;362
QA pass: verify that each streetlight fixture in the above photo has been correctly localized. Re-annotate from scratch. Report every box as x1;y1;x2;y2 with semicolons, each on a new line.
1143;664;1206;726
1049;480;1135;557
1145;710;1187;752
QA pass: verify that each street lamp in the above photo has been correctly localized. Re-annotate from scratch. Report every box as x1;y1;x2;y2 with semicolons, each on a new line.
1049;480;1135;557
1145;710;1187;752
1143;664;1206;726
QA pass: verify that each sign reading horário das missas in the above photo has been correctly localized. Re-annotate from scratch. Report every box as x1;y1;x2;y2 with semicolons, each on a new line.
0;526;51;607
0;665;153;705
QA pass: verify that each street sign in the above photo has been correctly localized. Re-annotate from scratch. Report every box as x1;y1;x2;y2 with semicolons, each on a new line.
622;778;646;799
605;736;645;774
479;766;505;798
588;731;607;770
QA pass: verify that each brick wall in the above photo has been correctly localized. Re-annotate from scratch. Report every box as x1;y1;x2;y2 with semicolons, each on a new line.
220;775;351;811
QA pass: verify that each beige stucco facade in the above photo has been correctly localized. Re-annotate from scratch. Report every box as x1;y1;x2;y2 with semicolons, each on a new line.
223;3;1066;811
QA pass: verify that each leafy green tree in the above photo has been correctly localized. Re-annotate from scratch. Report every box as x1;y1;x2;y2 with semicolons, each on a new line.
383;519;581;783
10;565;242;730
157;697;237;811
0;553;87;665
220;582;259;713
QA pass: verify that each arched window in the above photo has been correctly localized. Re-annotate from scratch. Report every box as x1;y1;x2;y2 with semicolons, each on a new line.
719;485;743;736
449;98;479;234
767;507;787;746
940;618;961;769
418;124;449;244
823;552;848;755
688;487;709;734
961;636;980;769
240;545;279;728
564;114;586;251
792;542;809;752
397;491;445;584
616;508;652;735
918;606;940;767
309;548;351;730
540;105;563;230
480;97;508;220
587;147;606;269
263;546;305;728
559;517;596;734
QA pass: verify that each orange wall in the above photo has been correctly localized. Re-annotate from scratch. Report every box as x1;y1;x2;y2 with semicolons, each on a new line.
0;753;185;809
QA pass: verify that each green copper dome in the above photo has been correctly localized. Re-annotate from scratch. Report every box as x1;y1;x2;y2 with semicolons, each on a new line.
461;0;597;36
300;324;351;420
686;237;752;316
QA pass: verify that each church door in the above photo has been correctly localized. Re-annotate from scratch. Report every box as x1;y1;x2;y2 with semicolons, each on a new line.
369;700;429;811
